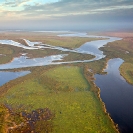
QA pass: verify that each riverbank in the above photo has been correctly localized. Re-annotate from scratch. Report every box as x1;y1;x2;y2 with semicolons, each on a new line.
0;65;118;133
120;63;133;85
95;58;133;133
83;64;119;133
99;32;133;85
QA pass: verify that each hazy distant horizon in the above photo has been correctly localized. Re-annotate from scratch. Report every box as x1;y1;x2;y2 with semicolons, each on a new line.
0;26;133;32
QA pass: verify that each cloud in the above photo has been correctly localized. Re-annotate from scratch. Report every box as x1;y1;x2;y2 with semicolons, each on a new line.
1;0;133;19
0;0;133;31
21;0;133;18
2;0;31;8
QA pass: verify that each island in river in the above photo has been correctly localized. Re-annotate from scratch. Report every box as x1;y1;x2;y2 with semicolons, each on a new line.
0;31;133;133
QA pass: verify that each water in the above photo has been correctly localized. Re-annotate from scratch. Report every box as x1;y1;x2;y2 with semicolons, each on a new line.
95;58;133;133
0;55;67;69
0;71;30;86
0;33;121;69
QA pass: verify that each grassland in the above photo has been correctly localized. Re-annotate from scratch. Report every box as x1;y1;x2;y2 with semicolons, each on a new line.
37;36;100;49
0;65;117;133
61;52;95;62
0;31;102;49
0;31;121;133
120;63;133;84
0;45;22;64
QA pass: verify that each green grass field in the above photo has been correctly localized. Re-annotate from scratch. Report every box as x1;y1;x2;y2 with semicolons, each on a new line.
0;66;117;133
120;63;133;84
61;52;95;62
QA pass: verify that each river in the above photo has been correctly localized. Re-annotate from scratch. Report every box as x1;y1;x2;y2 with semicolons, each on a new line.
0;33;121;69
0;71;30;86
95;58;133;133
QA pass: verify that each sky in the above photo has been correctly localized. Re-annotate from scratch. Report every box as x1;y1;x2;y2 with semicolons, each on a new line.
0;0;133;31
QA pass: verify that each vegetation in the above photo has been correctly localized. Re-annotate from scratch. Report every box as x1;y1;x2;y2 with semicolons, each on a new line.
100;40;133;62
0;32;100;64
35;36;101;49
0;104;54;133
0;32;122;133
0;45;26;64
101;37;133;84
44;66;90;91
0;31;103;49
0;65;117;133
120;63;133;84
0;105;7;133
61;52;95;62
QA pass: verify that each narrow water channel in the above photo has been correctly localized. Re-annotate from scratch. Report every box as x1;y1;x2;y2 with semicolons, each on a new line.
0;71;30;86
0;33;121;69
94;58;133;133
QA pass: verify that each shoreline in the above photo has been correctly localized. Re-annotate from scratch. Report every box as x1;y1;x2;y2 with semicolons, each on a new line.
119;65;133;85
83;65;120;133
93;81;120;133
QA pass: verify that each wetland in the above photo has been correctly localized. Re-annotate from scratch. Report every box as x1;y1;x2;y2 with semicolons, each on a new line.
0;31;133;133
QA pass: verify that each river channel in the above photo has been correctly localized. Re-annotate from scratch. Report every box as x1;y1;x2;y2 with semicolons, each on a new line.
95;58;133;133
0;71;30;86
0;33;121;69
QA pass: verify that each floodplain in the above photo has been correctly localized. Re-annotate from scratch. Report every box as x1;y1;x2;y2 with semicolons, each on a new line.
0;31;133;133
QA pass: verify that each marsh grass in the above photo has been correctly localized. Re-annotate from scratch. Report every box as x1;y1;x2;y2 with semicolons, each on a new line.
44;66;90;91
101;38;133;85
0;105;6;133
0;65;117;133
0;34;98;64
19;36;101;49
0;45;23;64
120;63;133;84
61;52;95;62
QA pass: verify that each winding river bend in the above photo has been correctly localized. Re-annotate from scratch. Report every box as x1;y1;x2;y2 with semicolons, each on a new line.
95;58;133;133
0;32;132;132
0;33;121;69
